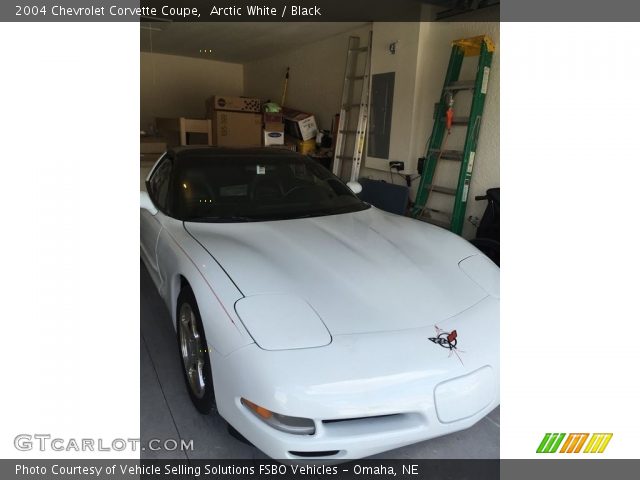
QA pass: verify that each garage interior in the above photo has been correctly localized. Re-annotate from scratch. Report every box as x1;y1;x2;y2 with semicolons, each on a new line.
140;11;500;459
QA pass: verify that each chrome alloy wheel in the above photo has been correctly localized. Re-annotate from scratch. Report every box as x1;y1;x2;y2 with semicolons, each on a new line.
179;303;206;399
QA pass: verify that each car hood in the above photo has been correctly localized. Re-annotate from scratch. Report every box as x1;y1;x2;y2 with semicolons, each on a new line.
184;207;488;336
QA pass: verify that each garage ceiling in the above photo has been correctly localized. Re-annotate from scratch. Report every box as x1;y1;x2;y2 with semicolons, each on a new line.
140;23;369;63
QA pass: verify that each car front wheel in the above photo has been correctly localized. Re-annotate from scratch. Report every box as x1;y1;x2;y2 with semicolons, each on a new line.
176;285;215;414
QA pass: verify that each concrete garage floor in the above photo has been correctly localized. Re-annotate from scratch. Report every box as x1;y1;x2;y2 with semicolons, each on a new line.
140;263;499;459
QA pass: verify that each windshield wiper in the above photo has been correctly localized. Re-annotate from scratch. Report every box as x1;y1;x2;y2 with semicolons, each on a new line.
185;215;257;223
294;204;367;219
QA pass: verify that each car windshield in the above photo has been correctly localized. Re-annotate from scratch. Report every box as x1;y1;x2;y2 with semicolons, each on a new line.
174;153;370;222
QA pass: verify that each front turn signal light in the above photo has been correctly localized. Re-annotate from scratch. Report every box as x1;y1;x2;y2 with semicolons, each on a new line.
241;398;273;419
241;398;315;435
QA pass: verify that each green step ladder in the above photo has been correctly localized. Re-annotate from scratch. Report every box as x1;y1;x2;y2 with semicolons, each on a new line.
411;35;494;234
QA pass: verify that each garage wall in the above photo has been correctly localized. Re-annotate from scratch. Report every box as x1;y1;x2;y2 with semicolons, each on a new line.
140;52;243;130
241;22;498;239
243;24;372;132
361;22;499;239
363;22;422;172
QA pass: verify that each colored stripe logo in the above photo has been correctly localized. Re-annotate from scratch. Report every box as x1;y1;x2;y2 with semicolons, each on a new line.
537;433;612;453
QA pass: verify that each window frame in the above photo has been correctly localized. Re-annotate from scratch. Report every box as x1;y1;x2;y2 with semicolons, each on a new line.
171;153;370;222
145;153;175;216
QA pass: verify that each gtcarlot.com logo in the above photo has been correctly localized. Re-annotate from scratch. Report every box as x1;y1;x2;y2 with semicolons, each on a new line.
536;433;613;454
14;434;193;452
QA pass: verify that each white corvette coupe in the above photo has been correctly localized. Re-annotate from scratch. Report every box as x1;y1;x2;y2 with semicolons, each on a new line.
140;147;499;460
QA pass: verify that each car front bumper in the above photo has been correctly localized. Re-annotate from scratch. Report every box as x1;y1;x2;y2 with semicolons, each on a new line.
211;296;499;459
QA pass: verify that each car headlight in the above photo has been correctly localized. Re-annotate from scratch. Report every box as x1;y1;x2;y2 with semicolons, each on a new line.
241;398;315;435
235;294;331;350
459;254;499;298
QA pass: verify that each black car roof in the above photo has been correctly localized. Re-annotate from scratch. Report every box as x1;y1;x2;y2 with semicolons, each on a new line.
168;146;303;164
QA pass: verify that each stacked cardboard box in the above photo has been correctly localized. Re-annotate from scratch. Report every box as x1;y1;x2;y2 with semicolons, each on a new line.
263;112;284;146
281;107;319;154
206;95;262;147
156;117;212;147
282;107;318;142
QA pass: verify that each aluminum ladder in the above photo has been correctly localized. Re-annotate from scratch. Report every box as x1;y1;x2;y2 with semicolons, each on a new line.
411;35;494;234
332;32;373;182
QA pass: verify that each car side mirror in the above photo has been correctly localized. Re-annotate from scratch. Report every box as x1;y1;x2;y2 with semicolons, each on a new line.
347;181;362;195
140;191;158;215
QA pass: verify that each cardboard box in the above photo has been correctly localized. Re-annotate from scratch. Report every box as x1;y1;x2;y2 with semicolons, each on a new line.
211;111;262;147
282;107;318;141
208;95;261;113
263;112;283;123
263;130;285;146
155;117;212;146
264;121;284;132
263;113;284;132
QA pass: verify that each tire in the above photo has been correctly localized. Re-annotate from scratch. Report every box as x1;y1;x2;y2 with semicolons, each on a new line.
176;285;215;414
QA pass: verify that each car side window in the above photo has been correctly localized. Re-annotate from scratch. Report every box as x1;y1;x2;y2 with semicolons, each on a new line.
148;157;173;212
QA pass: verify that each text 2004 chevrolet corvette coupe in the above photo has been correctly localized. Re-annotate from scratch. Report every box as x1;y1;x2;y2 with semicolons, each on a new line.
140;147;499;459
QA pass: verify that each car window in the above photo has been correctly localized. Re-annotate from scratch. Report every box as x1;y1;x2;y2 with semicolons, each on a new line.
148;157;172;211
175;154;369;222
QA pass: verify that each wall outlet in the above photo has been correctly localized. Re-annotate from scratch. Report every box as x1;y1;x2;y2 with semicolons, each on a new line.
389;161;405;171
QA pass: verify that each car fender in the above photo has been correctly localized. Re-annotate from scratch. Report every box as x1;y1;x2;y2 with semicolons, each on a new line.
155;216;254;356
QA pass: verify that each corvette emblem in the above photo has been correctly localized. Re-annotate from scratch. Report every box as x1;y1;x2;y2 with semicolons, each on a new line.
429;325;464;364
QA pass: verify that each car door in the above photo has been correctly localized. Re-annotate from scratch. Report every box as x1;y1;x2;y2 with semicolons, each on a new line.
141;156;173;288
